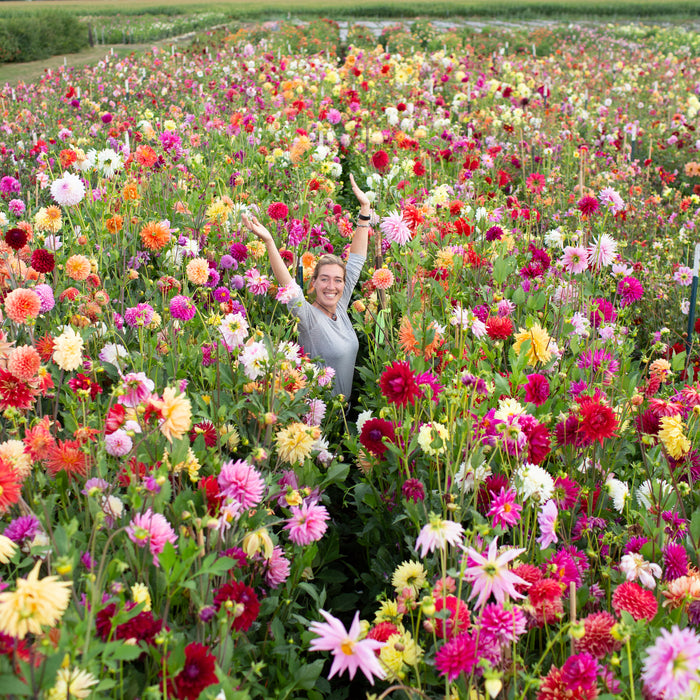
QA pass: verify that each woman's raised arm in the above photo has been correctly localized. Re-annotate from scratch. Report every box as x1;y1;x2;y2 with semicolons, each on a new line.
241;212;294;288
348;173;371;257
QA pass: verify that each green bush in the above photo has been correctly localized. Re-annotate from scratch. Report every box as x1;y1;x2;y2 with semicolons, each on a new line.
0;10;89;64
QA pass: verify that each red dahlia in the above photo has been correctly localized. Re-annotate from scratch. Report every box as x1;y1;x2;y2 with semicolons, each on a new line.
611;581;658;621
35;334;55;363
0;368;37;411
486;316;513;339
520;415;551;465
573;611;622;658
528;578;564;628
267;202;289;221
105;404;126;434
213;580;259;631
367;621;399;643
432;595;471;639
359;418;395;458
169;642;218;700
379;361;422;407
576;393;618;445
371;149;389;172
30;248;55;273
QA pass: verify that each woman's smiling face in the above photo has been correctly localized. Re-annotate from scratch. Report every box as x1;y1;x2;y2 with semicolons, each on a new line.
312;263;345;311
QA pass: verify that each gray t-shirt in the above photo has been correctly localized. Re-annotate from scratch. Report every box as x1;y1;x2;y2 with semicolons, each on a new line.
287;253;366;398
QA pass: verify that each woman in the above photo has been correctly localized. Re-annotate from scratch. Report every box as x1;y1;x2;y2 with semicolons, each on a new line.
241;174;371;399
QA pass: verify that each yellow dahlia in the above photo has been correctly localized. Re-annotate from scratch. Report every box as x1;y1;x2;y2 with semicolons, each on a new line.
658;415;691;459
513;323;552;365
275;422;319;465
0;560;71;639
391;561;427;595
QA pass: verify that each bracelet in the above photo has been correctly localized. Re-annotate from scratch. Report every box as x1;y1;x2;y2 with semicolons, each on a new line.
358;213;371;221
356;222;370;228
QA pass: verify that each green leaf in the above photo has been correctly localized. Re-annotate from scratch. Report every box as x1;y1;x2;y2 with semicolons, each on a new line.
321;460;349;488
672;350;687;371
0;675;31;694
493;373;511;397
111;643;143;661
169;435;191;466
293;660;325;690
691;509;700;544
159;541;178;573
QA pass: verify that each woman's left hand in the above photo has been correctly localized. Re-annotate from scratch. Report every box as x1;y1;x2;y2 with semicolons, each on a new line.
349;174;371;210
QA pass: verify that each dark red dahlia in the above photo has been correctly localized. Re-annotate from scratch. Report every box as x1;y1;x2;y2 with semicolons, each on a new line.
520;414;551;465
96;602;162;644
577;195;599;216
555;415;590;448
189;420;218;447
379;361;422;407
477;473;509;514
30;248;55;273
401;477;425;502
213;580;259;631
169;642;218;700
359;418;395;458
635;408;660;436
4;227;27;251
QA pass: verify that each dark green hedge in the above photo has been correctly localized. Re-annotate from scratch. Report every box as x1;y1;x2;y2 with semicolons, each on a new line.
0;11;88;64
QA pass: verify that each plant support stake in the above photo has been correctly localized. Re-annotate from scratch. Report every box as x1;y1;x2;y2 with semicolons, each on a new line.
685;243;700;356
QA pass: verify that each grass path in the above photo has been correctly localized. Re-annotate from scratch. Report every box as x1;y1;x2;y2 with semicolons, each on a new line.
0;44;159;87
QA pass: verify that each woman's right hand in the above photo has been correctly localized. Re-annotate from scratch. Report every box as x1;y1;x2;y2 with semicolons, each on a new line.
241;212;273;244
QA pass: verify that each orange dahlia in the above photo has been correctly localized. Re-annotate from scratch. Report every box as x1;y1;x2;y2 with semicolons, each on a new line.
7;345;41;381
372;268;395;290
4;288;41;325
186;258;210;285
23;417;55;462
139;221;171;251
44;439;89;479
106;215;124;234
65;255;91;282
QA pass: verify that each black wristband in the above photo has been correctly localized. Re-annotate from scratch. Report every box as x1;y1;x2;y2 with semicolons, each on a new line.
358;213;371;221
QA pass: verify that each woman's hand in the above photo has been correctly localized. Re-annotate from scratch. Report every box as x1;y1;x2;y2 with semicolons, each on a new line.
241;212;273;244
349;174;371;212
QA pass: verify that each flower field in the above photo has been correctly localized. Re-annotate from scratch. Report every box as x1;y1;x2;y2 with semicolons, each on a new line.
2;16;700;700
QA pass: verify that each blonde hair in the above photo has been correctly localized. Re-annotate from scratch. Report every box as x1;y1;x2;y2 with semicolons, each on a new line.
312;254;346;282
